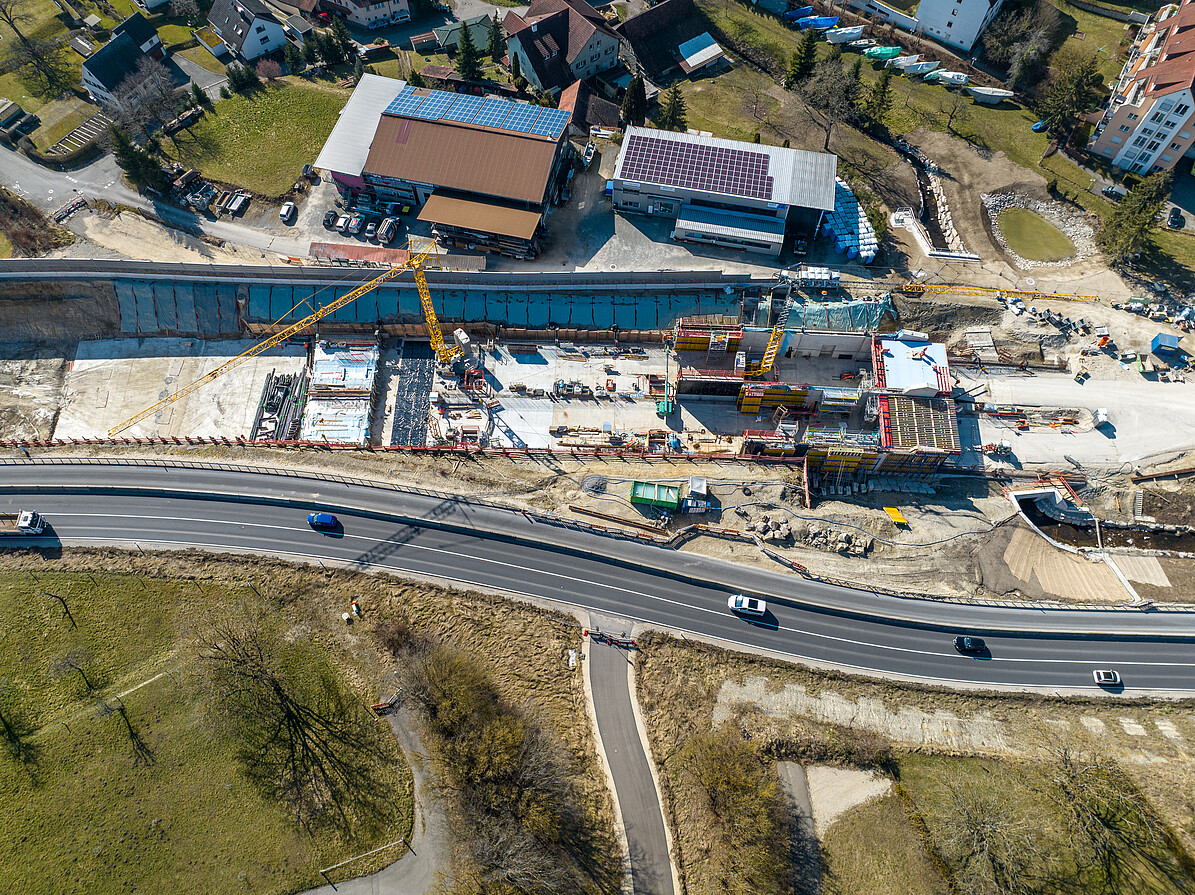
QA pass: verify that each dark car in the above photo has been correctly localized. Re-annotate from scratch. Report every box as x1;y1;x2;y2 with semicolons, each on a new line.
1101;185;1125;201
1167;207;1185;229
794;236;809;256
323;210;337;228
953;635;986;654
307;512;338;530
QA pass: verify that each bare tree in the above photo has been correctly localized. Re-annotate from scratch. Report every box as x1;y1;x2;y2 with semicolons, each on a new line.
197;609;394;832
5;36;73;97
256;59;282;82
49;648;96;692
0;677;38;766
798;59;857;151
168;0;199;22
941;93;972;136
42;590;76;629
96;695;154;765
935;772;1046;895
109;56;184;142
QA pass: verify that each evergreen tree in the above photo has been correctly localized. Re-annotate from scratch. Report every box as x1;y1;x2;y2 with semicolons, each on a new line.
1100;170;1173;267
317;31;343;66
1038;48;1101;131
330;18;355;61
621;73;647;127
659;84;687;132
408;68;426;88
110;128;165;193
191;81;207;106
487;13;504;59
302;35;319;65
864;66;893;127
283;41;304;74
848;57;863;100
455;19;483;82
510;50;521;82
786;28;818;87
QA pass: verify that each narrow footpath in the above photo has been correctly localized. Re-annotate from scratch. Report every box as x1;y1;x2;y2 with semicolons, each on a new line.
302;706;450;895
586;614;676;895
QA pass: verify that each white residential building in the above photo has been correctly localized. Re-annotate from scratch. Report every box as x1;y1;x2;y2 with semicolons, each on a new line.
322;0;410;30
1091;0;1195;173
207;0;286;61
848;0;1003;53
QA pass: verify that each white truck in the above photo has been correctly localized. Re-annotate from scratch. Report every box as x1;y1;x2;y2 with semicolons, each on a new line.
0;510;46;535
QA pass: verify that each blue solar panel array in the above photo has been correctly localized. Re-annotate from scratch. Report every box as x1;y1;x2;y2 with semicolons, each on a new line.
382;87;569;139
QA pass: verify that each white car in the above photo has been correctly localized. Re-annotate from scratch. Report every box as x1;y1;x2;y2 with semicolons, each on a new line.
727;594;766;617
279;201;296;222
1093;669;1121;686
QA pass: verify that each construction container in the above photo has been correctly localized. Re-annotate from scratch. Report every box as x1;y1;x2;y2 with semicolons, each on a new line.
630;481;681;509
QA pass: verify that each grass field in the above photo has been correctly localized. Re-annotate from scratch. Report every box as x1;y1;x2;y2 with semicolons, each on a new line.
156;22;195;45
164;80;347;195
997;207;1077;261
822;793;948;895
31;96;97;151
177;45;228;76
0;233;13;258
0;566;413;895
1045;0;1133;81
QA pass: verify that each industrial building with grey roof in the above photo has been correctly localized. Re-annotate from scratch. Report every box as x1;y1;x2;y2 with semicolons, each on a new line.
611;127;838;257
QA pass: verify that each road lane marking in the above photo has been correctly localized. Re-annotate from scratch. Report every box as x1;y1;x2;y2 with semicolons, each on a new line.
39;512;1195;673
47;533;1195;693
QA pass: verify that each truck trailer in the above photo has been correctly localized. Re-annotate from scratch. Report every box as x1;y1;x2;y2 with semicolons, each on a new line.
0;510;46;535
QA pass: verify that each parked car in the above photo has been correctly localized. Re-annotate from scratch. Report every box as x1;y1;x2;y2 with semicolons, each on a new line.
365;220;377;239
794;236;809;256
378;217;398;244
307;512;338;530
347;212;364;234
335;213;350;232
1167;207;1185;229
279;201;296;222
323;210;337;228
727;594;767;617
953;635;986;655
1093;669;1121;686
1101;184;1126;201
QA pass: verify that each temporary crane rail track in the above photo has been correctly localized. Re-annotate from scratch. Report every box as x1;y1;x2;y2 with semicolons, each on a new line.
900;283;1099;302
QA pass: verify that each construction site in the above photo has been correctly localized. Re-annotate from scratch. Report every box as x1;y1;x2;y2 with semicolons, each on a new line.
2;257;1195;495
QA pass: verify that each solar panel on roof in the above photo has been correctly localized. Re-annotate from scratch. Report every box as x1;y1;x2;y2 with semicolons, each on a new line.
442;94;485;123
529;108;570;137
473;97;512;128
385;87;427;117
411;91;455;120
619;134;774;200
502;106;540;133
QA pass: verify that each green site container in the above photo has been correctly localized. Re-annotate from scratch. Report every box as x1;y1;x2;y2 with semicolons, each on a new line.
630;481;681;509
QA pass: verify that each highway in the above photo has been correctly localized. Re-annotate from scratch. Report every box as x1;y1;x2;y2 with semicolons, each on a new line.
3;460;1195;694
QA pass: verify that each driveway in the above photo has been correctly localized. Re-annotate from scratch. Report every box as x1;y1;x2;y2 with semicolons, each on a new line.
173;53;228;98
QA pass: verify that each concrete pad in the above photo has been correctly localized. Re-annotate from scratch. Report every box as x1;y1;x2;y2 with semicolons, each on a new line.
1155;719;1183;741
805;765;891;837
1119;718;1148;736
54;338;307;439
1002;526;1130;602
1080;716;1106;735
1111;554;1171;588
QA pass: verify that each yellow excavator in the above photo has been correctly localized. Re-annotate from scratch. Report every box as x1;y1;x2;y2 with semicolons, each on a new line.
108;242;460;437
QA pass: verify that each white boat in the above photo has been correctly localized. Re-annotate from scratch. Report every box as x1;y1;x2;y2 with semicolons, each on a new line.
902;59;940;75
846;38;876;50
966;85;1014;104
825;24;866;43
935;71;970;86
888;54;922;69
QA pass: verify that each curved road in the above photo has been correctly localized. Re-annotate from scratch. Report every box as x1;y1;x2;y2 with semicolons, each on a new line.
3;460;1195;694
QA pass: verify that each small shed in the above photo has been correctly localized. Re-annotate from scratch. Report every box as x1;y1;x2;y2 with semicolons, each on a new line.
1151;332;1180;355
631;481;681;509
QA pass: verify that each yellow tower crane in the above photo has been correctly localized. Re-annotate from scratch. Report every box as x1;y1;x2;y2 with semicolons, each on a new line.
108;242;460;437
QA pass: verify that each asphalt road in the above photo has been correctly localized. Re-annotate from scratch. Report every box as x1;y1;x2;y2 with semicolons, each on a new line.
0;146;309;256
3;461;1195;694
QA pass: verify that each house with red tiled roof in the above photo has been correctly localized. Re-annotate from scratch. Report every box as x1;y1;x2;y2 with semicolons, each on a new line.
1092;0;1195;173
503;0;621;95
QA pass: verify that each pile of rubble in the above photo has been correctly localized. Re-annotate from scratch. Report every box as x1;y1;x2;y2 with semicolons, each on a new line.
745;514;875;556
982;192;1097;269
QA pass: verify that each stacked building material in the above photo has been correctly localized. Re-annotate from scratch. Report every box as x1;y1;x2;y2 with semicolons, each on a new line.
822;178;877;263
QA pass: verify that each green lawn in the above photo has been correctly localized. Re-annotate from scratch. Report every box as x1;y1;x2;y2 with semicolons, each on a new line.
177;44;228;75
30;95;98;151
1044;0;1133;81
0;233;13;258
997;207;1077;261
0;568;412;895
822;793;948;895
681;68;780;142
165;80;347;195
156;22;195;45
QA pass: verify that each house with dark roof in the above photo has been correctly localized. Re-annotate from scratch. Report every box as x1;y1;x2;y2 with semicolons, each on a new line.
503;0;621;95
80;13;165;108
1091;0;1195;173
615;0;711;81
558;79;620;136
207;0;286;61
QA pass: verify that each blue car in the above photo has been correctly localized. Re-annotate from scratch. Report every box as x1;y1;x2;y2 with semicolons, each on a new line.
307;512;338;530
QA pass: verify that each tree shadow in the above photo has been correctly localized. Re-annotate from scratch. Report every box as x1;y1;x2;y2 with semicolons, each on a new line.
1;704;41;772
